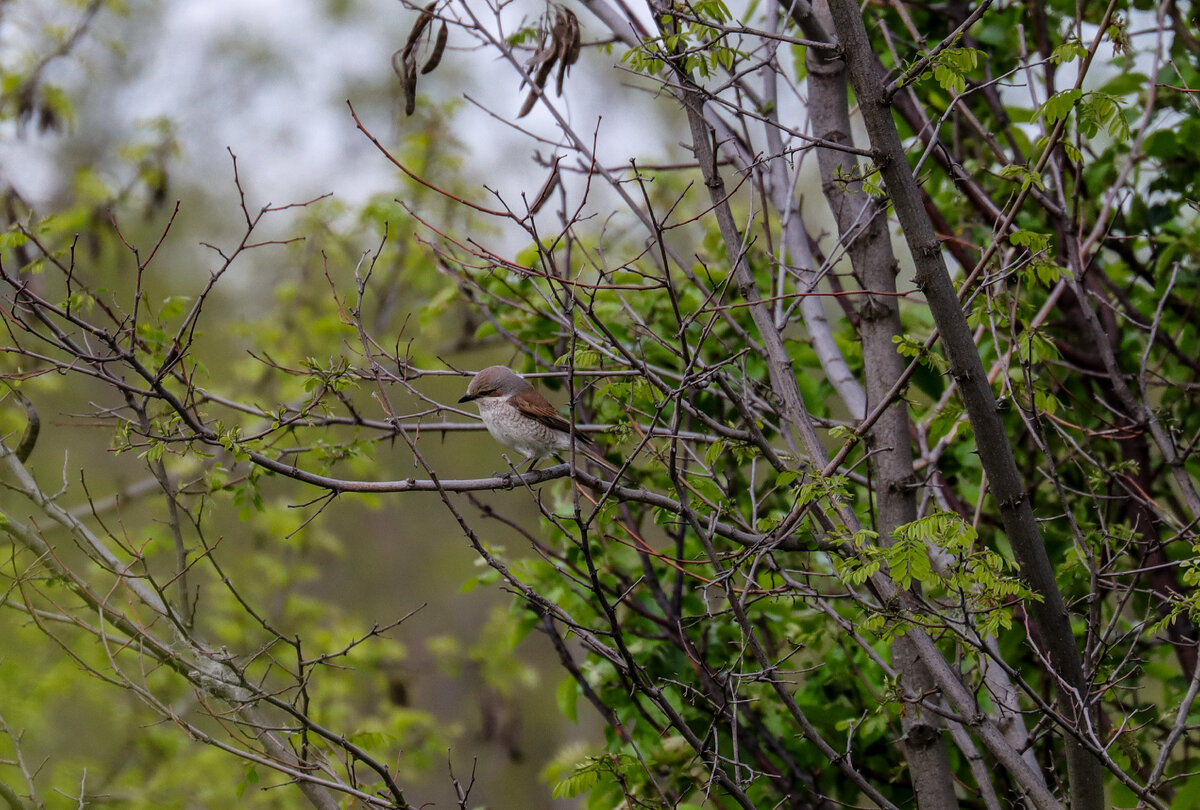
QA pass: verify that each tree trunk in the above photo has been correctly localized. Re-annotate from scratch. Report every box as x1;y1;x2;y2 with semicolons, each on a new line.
820;0;1105;806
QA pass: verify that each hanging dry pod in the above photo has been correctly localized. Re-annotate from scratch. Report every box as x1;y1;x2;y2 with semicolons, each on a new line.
517;4;581;118
392;2;445;116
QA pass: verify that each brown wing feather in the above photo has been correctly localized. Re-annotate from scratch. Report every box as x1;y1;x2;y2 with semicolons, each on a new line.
511;388;597;447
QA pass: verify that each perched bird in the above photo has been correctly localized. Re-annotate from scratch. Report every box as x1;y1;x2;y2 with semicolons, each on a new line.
458;365;602;467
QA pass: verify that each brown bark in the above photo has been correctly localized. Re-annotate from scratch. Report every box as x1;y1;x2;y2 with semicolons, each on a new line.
819;0;1106;806
792;4;960;806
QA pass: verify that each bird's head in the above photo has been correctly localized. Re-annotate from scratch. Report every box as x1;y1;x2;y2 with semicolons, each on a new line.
458;365;528;403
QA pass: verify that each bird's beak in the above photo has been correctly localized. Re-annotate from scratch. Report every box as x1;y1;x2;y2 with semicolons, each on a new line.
458;392;479;403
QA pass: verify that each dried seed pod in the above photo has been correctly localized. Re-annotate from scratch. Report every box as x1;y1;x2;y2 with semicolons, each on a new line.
518;41;557;116
520;34;557;90
517;3;581;118
404;1;437;49
562;10;581;68
395;2;444;116
517;87;541;119
528;159;562;215
554;8;580;96
422;21;448;74
403;52;418;116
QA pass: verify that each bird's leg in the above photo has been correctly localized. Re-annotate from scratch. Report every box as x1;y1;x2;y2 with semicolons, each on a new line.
497;453;521;481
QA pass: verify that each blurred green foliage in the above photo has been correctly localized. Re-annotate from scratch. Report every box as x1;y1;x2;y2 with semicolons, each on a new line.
2;0;1200;808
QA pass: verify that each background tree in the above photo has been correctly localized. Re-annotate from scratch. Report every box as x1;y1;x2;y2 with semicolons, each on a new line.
2;0;1199;808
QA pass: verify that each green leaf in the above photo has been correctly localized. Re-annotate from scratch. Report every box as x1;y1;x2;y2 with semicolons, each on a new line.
1009;229;1052;251
474;569;502;590
688;475;726;508
1099;72;1147;97
1027;258;1062;286
1016;327;1060;364
1034;390;1060;415
159;295;192;321
1078;92;1130;140
552;762;601;798
1041;88;1082;125
895;511;977;553
0;229;28;250
791;44;808;82
1144;128;1178;160
838;553;882;585
887;536;932;590
756;514;781;531
998;164;1046;191
235;764;259;799
893;333;924;358
1171;776;1200;809
928;47;985;95
932;63;966;94
631;377;657;407
556;676;579;723
705;438;726;467
828;424;856;441
419;284;458;329
1050;39;1088;64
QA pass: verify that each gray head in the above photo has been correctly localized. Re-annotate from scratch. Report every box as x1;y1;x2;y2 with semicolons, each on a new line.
458;365;533;402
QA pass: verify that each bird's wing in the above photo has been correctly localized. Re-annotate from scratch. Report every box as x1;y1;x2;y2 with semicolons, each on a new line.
512;389;597;447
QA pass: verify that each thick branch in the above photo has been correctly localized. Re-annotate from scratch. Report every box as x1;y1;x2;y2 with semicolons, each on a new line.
821;0;1104;806
790;1;961;804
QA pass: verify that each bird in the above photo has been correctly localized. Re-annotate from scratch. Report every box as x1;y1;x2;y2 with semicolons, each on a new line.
457;365;605;469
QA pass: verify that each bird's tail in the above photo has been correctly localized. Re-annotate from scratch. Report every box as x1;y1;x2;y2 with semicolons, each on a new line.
570;434;628;480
